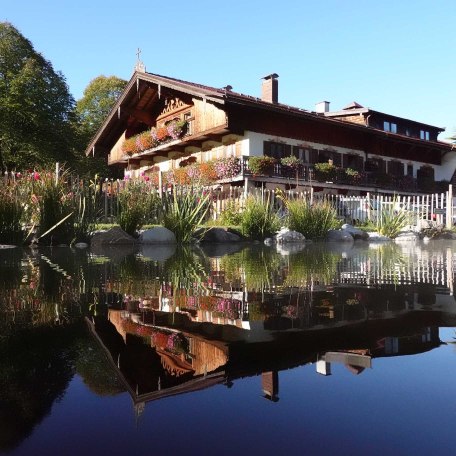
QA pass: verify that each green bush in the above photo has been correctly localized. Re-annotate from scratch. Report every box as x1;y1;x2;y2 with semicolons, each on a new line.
219;201;243;226
240;196;280;239
285;198;340;239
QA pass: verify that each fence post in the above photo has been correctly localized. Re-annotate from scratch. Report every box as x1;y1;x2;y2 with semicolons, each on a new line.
447;184;453;229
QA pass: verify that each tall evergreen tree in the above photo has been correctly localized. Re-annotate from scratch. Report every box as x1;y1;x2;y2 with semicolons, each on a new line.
0;22;76;170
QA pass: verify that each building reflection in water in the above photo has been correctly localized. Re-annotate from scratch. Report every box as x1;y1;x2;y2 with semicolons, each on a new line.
88;239;450;413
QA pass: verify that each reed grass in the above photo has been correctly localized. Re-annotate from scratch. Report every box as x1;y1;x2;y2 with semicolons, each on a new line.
240;195;280;240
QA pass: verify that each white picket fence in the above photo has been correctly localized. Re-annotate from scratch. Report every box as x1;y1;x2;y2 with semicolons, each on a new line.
210;186;454;228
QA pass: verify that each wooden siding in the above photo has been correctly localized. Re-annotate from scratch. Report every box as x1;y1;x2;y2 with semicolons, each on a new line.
193;98;227;134
227;105;443;166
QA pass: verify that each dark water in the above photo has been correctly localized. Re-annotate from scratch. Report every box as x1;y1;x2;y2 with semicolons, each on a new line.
1;240;456;455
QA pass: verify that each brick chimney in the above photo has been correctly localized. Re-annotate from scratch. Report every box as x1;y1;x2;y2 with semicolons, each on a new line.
261;73;279;103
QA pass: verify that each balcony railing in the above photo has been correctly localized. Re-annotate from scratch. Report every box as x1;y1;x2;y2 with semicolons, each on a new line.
239;156;421;192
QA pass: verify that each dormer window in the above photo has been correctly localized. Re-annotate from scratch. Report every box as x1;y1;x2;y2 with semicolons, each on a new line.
420;130;430;141
384;121;397;133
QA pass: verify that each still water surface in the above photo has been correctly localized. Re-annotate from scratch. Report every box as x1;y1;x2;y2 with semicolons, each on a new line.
2;240;456;455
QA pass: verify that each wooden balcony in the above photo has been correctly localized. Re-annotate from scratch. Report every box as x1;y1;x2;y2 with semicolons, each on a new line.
238;156;426;193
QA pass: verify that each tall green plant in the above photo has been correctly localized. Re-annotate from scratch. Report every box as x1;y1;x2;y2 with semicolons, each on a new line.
376;198;411;238
0;187;24;244
72;175;102;242
33;170;75;245
240;195;280;240
117;180;160;236
285;198;340;239
162;186;211;243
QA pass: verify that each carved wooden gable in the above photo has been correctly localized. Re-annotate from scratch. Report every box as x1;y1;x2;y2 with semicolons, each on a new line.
157;95;192;121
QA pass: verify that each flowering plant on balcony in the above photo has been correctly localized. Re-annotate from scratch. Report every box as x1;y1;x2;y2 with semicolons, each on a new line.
345;167;363;184
121;120;188;156
280;156;302;177
280;156;302;169
248;155;276;175
213;157;241;179
314;162;336;181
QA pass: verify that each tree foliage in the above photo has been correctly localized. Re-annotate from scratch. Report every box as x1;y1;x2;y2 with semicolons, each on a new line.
0;22;77;170
76;75;127;143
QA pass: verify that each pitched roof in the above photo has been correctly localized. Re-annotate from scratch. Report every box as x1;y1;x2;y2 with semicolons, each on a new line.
85;71;452;157
343;101;365;110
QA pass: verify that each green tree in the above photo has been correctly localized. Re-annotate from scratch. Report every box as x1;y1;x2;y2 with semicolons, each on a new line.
0;22;76;170
76;75;127;143
73;75;127;177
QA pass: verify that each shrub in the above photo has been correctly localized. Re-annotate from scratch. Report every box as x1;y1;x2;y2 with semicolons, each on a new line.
240;195;280;239
219;201;243;226
284;197;340;239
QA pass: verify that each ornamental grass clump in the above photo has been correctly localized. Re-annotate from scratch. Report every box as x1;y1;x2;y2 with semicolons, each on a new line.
0;187;24;244
117;180;160;235
33;170;75;245
240;195;280;240
376;199;411;238
162;186;212;243
284;197;340;239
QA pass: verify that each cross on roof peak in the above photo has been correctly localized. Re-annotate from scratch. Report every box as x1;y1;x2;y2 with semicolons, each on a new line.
134;47;146;73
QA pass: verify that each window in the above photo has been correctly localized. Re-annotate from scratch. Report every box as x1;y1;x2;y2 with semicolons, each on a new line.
292;146;308;162
407;164;413;177
264;141;291;159
388;160;404;177
420;130;430;141
183;112;193;135
384;121;397;133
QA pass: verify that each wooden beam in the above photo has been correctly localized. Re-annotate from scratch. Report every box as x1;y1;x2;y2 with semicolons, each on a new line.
123;107;155;126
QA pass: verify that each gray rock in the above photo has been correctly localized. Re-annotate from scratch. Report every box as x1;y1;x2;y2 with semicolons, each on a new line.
264;237;274;246
326;230;354;242
74;242;89;249
394;231;420;242
274;227;305;243
139;227;176;244
276;243;306;255
367;232;391;242
196;227;243;243
341;223;369;241
140;244;176;261
91;227;137;246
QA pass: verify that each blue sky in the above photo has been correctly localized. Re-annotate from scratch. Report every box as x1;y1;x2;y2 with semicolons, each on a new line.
2;0;455;139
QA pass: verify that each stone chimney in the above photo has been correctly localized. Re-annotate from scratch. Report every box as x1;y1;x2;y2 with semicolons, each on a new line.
261;73;279;103
315;101;330;113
